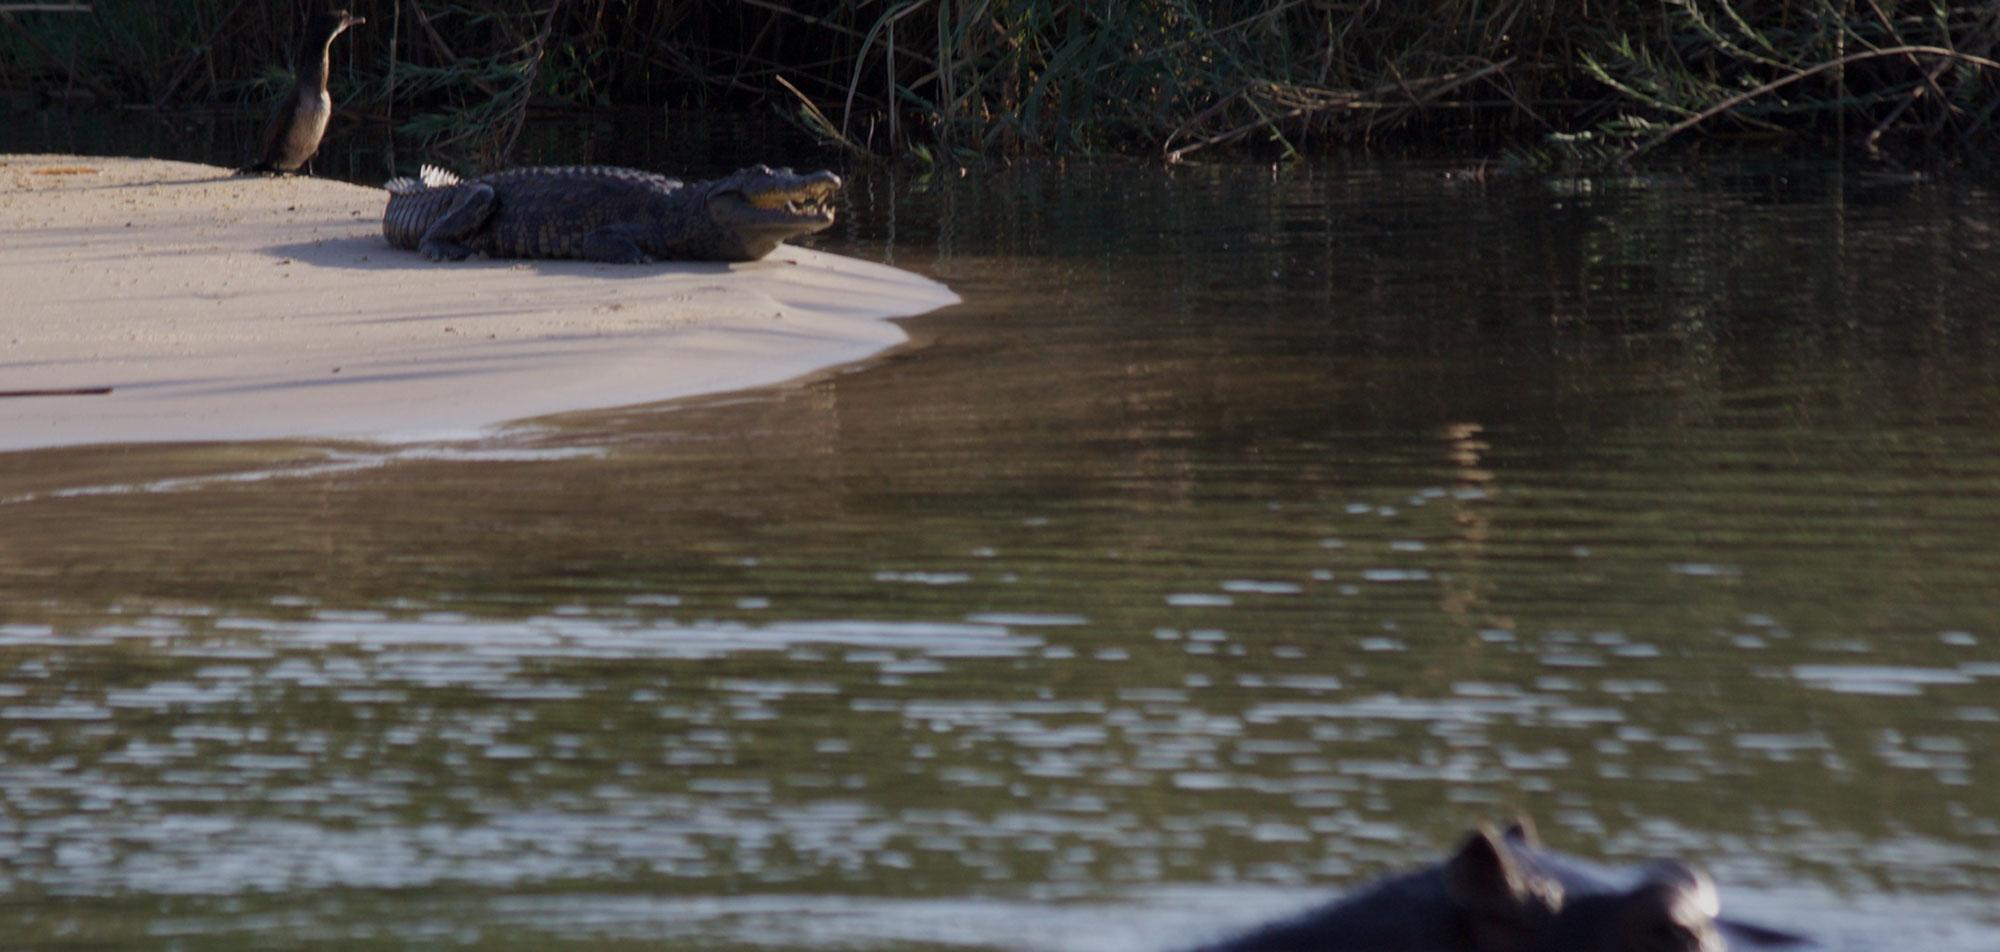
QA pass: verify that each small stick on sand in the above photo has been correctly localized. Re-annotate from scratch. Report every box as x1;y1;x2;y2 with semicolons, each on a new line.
0;387;114;398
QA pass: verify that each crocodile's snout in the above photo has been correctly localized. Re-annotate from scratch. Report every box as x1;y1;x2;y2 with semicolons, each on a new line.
742;175;841;217
714;169;842;233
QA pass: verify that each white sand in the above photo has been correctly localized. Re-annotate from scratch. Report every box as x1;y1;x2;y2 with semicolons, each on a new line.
0;155;957;452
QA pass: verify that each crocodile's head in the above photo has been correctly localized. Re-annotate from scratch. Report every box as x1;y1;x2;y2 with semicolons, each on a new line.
702;165;841;261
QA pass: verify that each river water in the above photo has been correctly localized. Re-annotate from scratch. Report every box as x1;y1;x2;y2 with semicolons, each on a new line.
2;114;1999;949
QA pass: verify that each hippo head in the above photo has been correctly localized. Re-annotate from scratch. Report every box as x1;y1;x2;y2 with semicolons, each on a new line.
1488;821;1811;952
1187;821;1811;952
701;165;841;260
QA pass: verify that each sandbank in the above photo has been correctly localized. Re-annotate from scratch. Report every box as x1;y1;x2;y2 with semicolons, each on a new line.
0;155;957;453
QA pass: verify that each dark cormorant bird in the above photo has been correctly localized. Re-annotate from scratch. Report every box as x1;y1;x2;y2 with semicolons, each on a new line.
240;9;365;176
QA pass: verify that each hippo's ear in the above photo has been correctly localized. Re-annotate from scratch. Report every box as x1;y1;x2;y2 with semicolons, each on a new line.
1445;827;1560;918
1502;817;1539;847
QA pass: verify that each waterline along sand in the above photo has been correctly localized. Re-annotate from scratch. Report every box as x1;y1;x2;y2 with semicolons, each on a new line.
0;155;959;453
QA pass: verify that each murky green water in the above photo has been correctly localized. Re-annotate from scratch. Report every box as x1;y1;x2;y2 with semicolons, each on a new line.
3;144;1999;950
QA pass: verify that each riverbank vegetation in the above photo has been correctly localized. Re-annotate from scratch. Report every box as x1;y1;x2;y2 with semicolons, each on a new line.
4;1;2000;168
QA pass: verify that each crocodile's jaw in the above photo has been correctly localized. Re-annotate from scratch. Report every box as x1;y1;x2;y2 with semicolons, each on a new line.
704;169;841;260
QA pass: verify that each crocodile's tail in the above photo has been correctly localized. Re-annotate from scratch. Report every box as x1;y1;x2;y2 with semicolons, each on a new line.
384;164;461;195
381;165;465;250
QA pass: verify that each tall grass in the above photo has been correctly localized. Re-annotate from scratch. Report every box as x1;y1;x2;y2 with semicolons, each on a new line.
3;1;1999;167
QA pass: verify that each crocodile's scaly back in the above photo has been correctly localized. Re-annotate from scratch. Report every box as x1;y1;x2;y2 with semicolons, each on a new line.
480;165;682;189
470;168;690;261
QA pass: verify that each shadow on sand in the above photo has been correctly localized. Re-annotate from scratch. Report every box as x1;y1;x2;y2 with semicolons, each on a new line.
265;233;743;280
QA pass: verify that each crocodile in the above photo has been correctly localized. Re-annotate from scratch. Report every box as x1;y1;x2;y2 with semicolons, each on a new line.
380;164;840;263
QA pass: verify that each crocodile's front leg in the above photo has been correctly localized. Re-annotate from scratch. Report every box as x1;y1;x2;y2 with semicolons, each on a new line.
575;223;655;264
418;183;497;261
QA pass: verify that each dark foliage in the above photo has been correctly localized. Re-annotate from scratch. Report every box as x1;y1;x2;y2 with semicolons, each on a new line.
3;1;1999;166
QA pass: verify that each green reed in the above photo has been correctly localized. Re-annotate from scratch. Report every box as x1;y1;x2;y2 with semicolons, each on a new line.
3;1;1998;166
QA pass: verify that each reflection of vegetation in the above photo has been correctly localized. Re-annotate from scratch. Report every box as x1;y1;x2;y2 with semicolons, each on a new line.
5;2;2000;164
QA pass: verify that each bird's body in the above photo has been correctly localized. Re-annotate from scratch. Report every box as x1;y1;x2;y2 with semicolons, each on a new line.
241;9;363;176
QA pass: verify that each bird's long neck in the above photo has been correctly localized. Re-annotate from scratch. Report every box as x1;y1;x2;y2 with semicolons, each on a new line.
300;22;347;93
